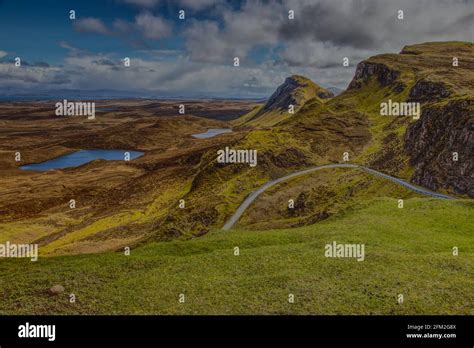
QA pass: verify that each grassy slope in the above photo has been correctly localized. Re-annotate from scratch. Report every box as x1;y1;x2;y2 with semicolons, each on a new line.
1;197;472;315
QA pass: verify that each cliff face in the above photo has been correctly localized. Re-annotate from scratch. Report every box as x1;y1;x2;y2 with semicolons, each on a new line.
346;42;474;197
405;98;474;197
258;75;333;116
401;43;473;197
348;61;401;90
256;76;300;116
408;79;452;102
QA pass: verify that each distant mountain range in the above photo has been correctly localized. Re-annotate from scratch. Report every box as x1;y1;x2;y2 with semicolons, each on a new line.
0;84;342;102
0;88;270;102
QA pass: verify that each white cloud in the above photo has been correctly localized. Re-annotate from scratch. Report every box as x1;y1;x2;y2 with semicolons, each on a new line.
0;62;66;87
0;44;289;97
135;12;172;39
73;17;110;35
74;13;173;42
0;50;7;58
183;1;282;63
180;0;473;89
280;40;374;69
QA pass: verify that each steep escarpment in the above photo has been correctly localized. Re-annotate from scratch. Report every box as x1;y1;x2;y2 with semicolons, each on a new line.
348;61;402;90
401;43;473;196
405;98;474;197
343;41;474;195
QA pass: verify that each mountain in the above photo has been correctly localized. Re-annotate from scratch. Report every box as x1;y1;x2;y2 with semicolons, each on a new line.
345;41;473;197
233;75;333;127
259;41;473;198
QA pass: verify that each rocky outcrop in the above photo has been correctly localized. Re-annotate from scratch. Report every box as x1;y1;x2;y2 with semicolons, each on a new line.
257;76;301;115
408;79;452;102
236;75;334;127
405;98;474;197
256;75;333;117
288;192;313;216
317;90;334;99
348;61;400;89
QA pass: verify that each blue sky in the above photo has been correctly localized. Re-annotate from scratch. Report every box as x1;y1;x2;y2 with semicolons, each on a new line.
0;0;472;98
0;0;185;64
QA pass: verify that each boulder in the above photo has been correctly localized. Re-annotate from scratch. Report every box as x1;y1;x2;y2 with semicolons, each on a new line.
49;285;65;295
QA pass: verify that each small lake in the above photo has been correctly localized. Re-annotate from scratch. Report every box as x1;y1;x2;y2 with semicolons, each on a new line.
20;149;144;171
192;128;232;139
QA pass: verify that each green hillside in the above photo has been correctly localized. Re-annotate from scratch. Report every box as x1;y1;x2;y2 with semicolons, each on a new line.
1;197;473;315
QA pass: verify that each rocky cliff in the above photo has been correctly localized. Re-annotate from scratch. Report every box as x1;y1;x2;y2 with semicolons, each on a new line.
348;61;401;90
346;41;473;197
234;75;333;127
405;98;473;197
258;75;333;116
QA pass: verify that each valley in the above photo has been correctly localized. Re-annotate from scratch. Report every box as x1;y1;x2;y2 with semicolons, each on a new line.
0;41;472;315
0;99;258;254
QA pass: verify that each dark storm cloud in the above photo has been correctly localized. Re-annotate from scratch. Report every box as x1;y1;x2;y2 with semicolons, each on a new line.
279;0;474;50
184;0;473;67
279;1;378;49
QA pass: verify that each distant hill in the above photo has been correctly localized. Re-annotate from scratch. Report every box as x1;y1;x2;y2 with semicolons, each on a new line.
233;75;333;127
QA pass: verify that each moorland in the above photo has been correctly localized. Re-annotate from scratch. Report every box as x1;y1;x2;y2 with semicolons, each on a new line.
0;41;472;314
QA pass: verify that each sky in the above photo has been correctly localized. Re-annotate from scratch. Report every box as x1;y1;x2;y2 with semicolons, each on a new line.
0;0;473;98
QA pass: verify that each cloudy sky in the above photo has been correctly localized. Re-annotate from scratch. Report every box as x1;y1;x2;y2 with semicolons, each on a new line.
0;0;472;98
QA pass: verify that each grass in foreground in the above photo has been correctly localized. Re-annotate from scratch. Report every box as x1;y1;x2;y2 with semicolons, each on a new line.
0;197;472;315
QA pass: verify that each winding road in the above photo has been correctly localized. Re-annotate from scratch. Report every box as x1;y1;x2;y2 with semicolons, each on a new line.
222;163;455;230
